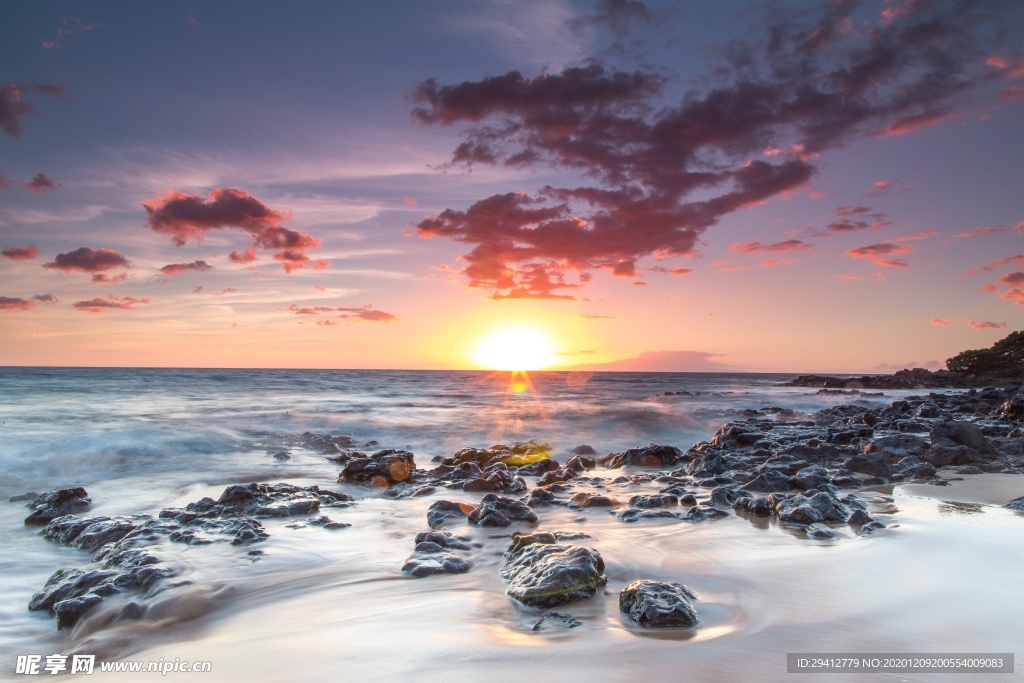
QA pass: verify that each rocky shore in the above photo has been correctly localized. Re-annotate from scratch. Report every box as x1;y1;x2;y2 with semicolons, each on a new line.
784;366;1024;390
14;382;1023;636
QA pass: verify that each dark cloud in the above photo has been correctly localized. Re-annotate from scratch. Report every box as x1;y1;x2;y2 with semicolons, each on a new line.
845;242;911;267
33;293;60;304
0;82;68;138
24;173;57;194
820;204;891;234
160;260;213;275
648;265;693;276
967;320;1006;329
568;0;653;39
73;295;150;313
998;271;1024;286
143;188;326;273
0;296;35;311
0;169;10;188
1;245;39;260
729;239;813;253
43;247;132;281
412;1;1008;298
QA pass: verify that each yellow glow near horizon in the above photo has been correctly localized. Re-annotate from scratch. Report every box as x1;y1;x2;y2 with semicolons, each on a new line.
472;326;558;371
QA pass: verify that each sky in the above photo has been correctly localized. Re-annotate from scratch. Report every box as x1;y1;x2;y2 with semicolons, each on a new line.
0;0;1021;372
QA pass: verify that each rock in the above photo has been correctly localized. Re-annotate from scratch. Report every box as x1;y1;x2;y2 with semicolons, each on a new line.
415;530;473;550
790;465;830;491
339;449;416;487
600;444;683;468
467;494;537;527
846;509;874;526
618;508;680;522
711;423;762;448
1003;496;1024;512
402;540;471;578
524;488;561;507
733;496;772;516
619;580;698;628
864;434;930;459
572;445;597;456
24;487;92;526
680;505;728;522
741;470;791;493
42;515;110;546
684;452;728;477
515;458;560;477
628;494;678;509
930;421;994;454
501;542;607;608
776;491;849;525
426;500;474;529
806;523;837;539
842;452;893;478
70;518;138;552
532;612;582;630
570;493;620;508
537;468;578;487
923;444;987;468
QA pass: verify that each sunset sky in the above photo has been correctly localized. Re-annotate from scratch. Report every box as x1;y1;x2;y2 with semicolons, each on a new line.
1;0;1021;372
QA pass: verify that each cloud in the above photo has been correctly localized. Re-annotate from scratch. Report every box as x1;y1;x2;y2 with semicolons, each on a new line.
568;0;653;39
763;258;797;267
287;303;399;323
873;359;942;372
40;16;101;49
820;204;890;234
1;245;39;260
967;320;1006;329
563;349;733;372
729;239;812;253
845;243;911;267
930;318;954;326
998;271;1024;286
403;195;417;206
412;2;1004;298
143;188;326;273
648;265;693;276
0;296;35;311
891;230;939;242
579;313;614;319
1001;289;1024;305
838;273;866;280
73;295;150;313
981;254;1024;271
0;82;68;138
23;173;57;194
866;179;893;196
159;260;213;275
43;247;132;281
941;225;1006;242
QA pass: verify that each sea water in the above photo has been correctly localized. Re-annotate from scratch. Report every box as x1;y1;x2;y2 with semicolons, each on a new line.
0;368;1020;681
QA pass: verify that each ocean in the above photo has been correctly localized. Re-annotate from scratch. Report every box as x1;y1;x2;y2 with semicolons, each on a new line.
1;368;1020;681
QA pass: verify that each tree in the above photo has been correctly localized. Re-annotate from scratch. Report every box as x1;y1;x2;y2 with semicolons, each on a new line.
946;330;1024;374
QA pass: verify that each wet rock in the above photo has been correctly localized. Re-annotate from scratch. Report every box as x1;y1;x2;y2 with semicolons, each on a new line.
618;508;680;523
415;530;473;550
600;444;684;469
339;449;416;487
524;488;561;507
806;523;837;539
426;500;474;529
307;515;351;530
677;493;698;506
846;509;874;526
709;486;746;506
569;493;620;509
790;465;830;491
24;487;92;526
711;423;762;448
859;521;886;534
222;518;269;545
619;580;698;628
926;421;997;468
680;505;728;522
468;494;538;527
628;494;678;509
71;518;138;552
733;496;772;516
864;434;930;459
741;470;791;493
516;458;561;477
565;455;596;472
842;452;893;478
532;612;582;630
776;491;849;525
537;467;579;487
502;542;607;608
1003;495;1024;512
462;469;528;495
42;515;110;546
402;540;471;578
684;452;728;477
572;444;597;455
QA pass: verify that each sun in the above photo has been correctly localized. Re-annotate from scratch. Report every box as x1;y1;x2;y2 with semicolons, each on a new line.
472;326;558;371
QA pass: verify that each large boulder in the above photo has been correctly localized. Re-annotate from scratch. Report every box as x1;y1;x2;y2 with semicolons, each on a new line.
402;531;472;578
467;494;537;527
339;449;416;487
842;452;892;478
24;487;92;526
619;580;698;628
501;541;607;608
426;500;474;529
864;434;930;459
924;421;997;467
776;491;849;525
600;444;683;469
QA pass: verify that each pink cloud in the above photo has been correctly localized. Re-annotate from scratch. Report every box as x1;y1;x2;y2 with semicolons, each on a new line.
215;288;236;295
998;271;1024;286
866;179;892;196
942;225;1005;242
43;247;131;281
891;230;939;242
649;266;693;276
981;254;1024;271
930;318;954;326
160;260;212;275
978;284;998;293
838;274;866;280
0;82;68;138
144;188;325;273
316;320;339;326
729;239;812;254
403;195;417;205
579;313;614;320
1001;84;1024;102
23;173;56;194
287;303;399;323
846;243;911;267
40;16;101;49
0;294;55;311
763;258;797;267
1000;289;1024;305
73;295;150;313
967;320;1006;329
879;111;955;137
228;247;259;264
1;245;39;260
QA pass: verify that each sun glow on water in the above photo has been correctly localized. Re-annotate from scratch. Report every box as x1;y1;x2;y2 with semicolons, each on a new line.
472;327;557;371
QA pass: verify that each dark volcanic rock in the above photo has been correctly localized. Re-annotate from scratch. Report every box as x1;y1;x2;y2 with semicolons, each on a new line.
619;580;698;628
923;421;998;467
681;505;728;522
1003;496;1024;512
628;494;678;509
501;542;607;608
776;491;849;525
842;452;893;478
864;434;930;459
426;500;474;529
569;493;621;508
600;444;683;469
339;449;416;487
402;538;472;578
790;466;830;491
618;508;680;523
24;487;92;526
741;470;791;493
468;494;537;527
733;496;772;516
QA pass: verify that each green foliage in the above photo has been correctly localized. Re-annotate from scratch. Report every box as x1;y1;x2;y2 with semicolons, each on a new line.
946;331;1024;373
